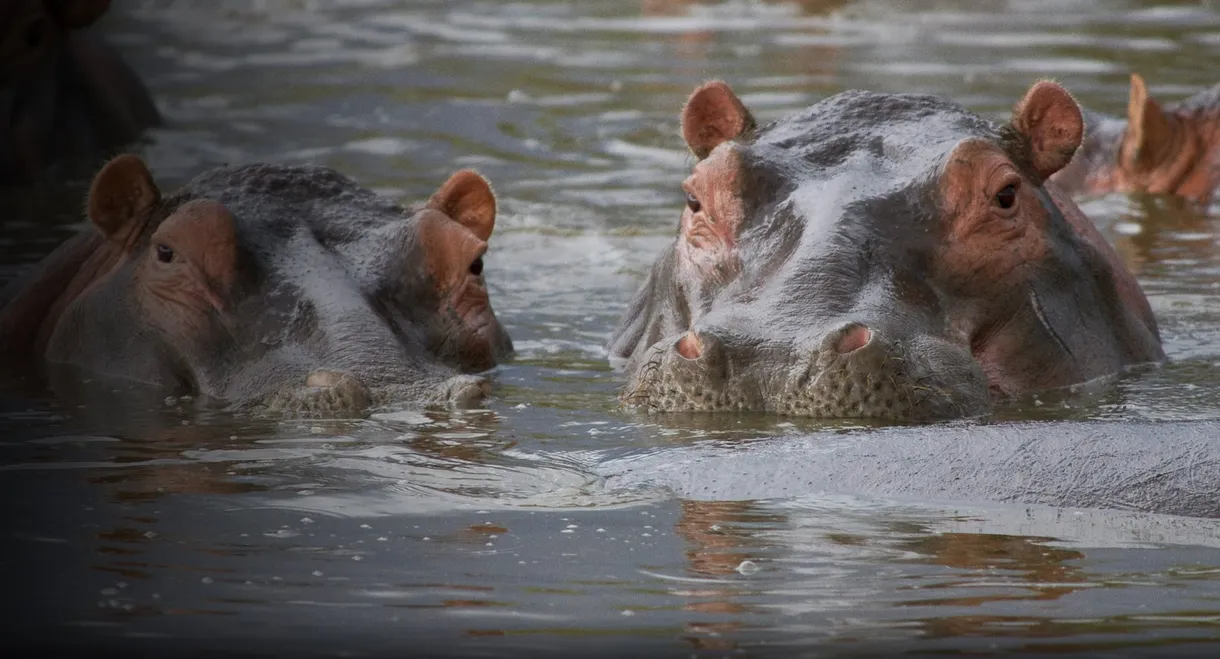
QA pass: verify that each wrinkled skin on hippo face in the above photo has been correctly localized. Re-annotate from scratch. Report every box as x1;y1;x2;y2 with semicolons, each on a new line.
0;0;160;182
1052;73;1220;205
0;155;514;416
609;80;1165;421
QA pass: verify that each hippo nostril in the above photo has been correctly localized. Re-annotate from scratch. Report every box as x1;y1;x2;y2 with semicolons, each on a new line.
444;374;491;408
676;331;702;360
834;323;873;354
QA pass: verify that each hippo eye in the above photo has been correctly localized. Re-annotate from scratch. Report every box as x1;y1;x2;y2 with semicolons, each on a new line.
685;191;702;214
155;244;175;263
469;256;484;276
995;184;1018;210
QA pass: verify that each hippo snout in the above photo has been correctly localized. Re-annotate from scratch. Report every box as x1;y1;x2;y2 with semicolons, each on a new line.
439;374;492;408
624;323;991;421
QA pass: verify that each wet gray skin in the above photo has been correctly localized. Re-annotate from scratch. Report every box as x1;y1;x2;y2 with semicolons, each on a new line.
0;155;513;416
0;0;160;184
609;81;1166;421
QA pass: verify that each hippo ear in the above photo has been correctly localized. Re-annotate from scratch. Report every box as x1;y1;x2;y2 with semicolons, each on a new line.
1121;73;1177;171
148;200;239;308
44;0;111;29
682;80;757;160
1010;80;1084;182
427;169;496;242
87;154;160;246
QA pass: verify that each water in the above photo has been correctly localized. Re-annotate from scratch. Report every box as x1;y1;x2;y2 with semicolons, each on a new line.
5;0;1220;655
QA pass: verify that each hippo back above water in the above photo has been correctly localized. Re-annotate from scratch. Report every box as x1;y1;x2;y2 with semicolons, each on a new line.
1052;73;1220;205
609;80;1165;420
0;155;513;415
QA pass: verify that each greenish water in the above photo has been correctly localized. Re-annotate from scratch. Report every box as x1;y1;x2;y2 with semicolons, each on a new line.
4;0;1220;656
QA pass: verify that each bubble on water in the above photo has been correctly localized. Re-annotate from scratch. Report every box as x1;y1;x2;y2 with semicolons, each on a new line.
201;577;213;584
312;570;324;577
736;560;759;576
596;528;605;533
301;517;315;524
360;524;371;529
100;588;118;596
560;529;574;534
164;397;178;407
621;609;635;616
1114;222;1142;235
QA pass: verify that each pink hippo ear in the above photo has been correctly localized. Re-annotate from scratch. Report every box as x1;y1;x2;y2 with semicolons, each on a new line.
146;200;239;311
427;169;496;243
1121;72;1179;171
87;153;160;246
1010;80;1084;182
44;0;111;29
681;80;757;160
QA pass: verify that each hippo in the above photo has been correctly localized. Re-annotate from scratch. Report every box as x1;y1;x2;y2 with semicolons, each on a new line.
0;154;513;415
1051;73;1220;205
1;0;160;183
608;80;1165;421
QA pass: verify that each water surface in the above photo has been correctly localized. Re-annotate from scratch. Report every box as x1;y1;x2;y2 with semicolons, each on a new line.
5;0;1220;655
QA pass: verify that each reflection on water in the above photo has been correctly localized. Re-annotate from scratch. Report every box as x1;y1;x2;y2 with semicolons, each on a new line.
7;0;1220;655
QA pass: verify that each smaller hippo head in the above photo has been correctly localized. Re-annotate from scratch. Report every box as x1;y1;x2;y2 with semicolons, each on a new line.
0;0;108;86
609;80;1164;421
1;154;514;415
1052;73;1220;204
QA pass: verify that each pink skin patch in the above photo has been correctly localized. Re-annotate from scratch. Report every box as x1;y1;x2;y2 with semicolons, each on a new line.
676;331;702;360
835;324;872;354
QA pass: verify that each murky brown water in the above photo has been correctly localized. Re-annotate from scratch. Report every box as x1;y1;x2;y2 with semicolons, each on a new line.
5;0;1220;656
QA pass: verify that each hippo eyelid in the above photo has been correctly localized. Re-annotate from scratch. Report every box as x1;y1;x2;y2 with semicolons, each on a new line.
154;243;175;263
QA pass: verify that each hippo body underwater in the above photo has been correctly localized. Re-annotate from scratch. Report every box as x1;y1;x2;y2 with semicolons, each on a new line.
1;0;160;183
609;80;1165;421
0;155;513;415
1052;73;1220;205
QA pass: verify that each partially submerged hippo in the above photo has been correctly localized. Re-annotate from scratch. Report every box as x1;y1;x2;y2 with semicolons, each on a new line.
608;80;1165;420
1052;73;1220;204
1;0;160;183
0;155;513;415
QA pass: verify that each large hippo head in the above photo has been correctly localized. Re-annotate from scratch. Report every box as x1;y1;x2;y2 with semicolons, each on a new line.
0;155;514;415
1052;73;1220;205
609;80;1165;421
